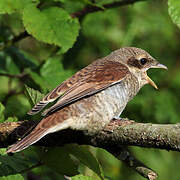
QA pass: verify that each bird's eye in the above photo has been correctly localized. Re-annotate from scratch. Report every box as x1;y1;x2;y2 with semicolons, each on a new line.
140;58;147;65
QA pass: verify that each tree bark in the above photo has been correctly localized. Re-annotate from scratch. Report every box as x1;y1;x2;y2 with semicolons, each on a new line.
1;119;180;152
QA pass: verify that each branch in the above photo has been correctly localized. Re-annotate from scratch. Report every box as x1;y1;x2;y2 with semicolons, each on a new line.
71;0;146;18
0;32;28;51
106;146;157;180
0;72;27;79
2;119;179;180
1;119;180;151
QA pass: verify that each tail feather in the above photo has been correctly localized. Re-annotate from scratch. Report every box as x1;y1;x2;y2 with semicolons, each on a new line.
28;101;49;115
7;111;72;154
6;128;47;153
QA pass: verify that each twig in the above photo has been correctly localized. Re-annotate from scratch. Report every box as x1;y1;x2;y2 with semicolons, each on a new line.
106;146;158;180
71;0;146;18
2;89;24;106
0;32;28;51
0;72;27;79
11;32;29;44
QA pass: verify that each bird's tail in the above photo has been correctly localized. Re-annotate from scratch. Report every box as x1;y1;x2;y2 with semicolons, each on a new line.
6;128;48;153
6;111;72;154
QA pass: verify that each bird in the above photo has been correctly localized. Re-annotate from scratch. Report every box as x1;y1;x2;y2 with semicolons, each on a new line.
6;47;167;153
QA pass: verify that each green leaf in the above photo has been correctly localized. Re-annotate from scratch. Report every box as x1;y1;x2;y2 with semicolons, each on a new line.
71;175;95;180
54;0;66;2
0;174;24;180
23;5;80;53
5;116;18;122
0;102;18;123
24;85;45;107
0;103;5;123
0;0;37;14
0;148;40;176
6;47;38;70
0;0;24;14
66;145;104;179
0;54;20;75
168;0;180;28
39;147;79;176
27;70;50;92
40;56;73;88
5;94;30;118
2;13;24;36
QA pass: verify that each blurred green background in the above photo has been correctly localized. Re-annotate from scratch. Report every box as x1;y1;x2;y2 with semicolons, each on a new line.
0;0;180;179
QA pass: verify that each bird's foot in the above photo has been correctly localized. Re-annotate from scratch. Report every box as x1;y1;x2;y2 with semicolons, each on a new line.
104;118;135;133
112;116;121;120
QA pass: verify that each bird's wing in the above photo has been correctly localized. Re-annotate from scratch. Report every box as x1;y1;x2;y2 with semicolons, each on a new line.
28;60;130;115
28;60;96;115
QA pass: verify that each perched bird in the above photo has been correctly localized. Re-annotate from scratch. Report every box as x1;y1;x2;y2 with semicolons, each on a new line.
7;47;167;153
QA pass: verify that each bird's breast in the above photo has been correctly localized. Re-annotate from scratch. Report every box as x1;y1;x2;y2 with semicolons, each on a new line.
69;74;139;133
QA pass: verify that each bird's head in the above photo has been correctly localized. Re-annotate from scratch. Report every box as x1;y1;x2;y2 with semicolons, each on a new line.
112;47;168;89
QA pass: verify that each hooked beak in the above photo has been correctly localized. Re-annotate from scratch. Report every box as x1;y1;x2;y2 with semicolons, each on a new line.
145;63;168;89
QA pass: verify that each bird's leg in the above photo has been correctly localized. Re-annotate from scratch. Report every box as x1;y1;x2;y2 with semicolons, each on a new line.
104;117;135;133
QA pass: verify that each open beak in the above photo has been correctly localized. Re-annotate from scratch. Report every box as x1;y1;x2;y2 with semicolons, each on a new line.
145;74;158;89
145;63;168;89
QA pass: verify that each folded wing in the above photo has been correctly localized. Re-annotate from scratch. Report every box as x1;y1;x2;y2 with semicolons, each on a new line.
28;59;130;116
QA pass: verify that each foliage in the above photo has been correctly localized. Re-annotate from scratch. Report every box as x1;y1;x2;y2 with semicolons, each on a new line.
23;5;80;53
0;0;180;179
168;0;180;28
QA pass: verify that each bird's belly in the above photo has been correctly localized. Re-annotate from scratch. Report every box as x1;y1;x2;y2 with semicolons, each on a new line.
103;83;129;117
69;82;129;133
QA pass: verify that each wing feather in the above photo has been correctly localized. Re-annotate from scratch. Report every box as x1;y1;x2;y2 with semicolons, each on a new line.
28;60;129;116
